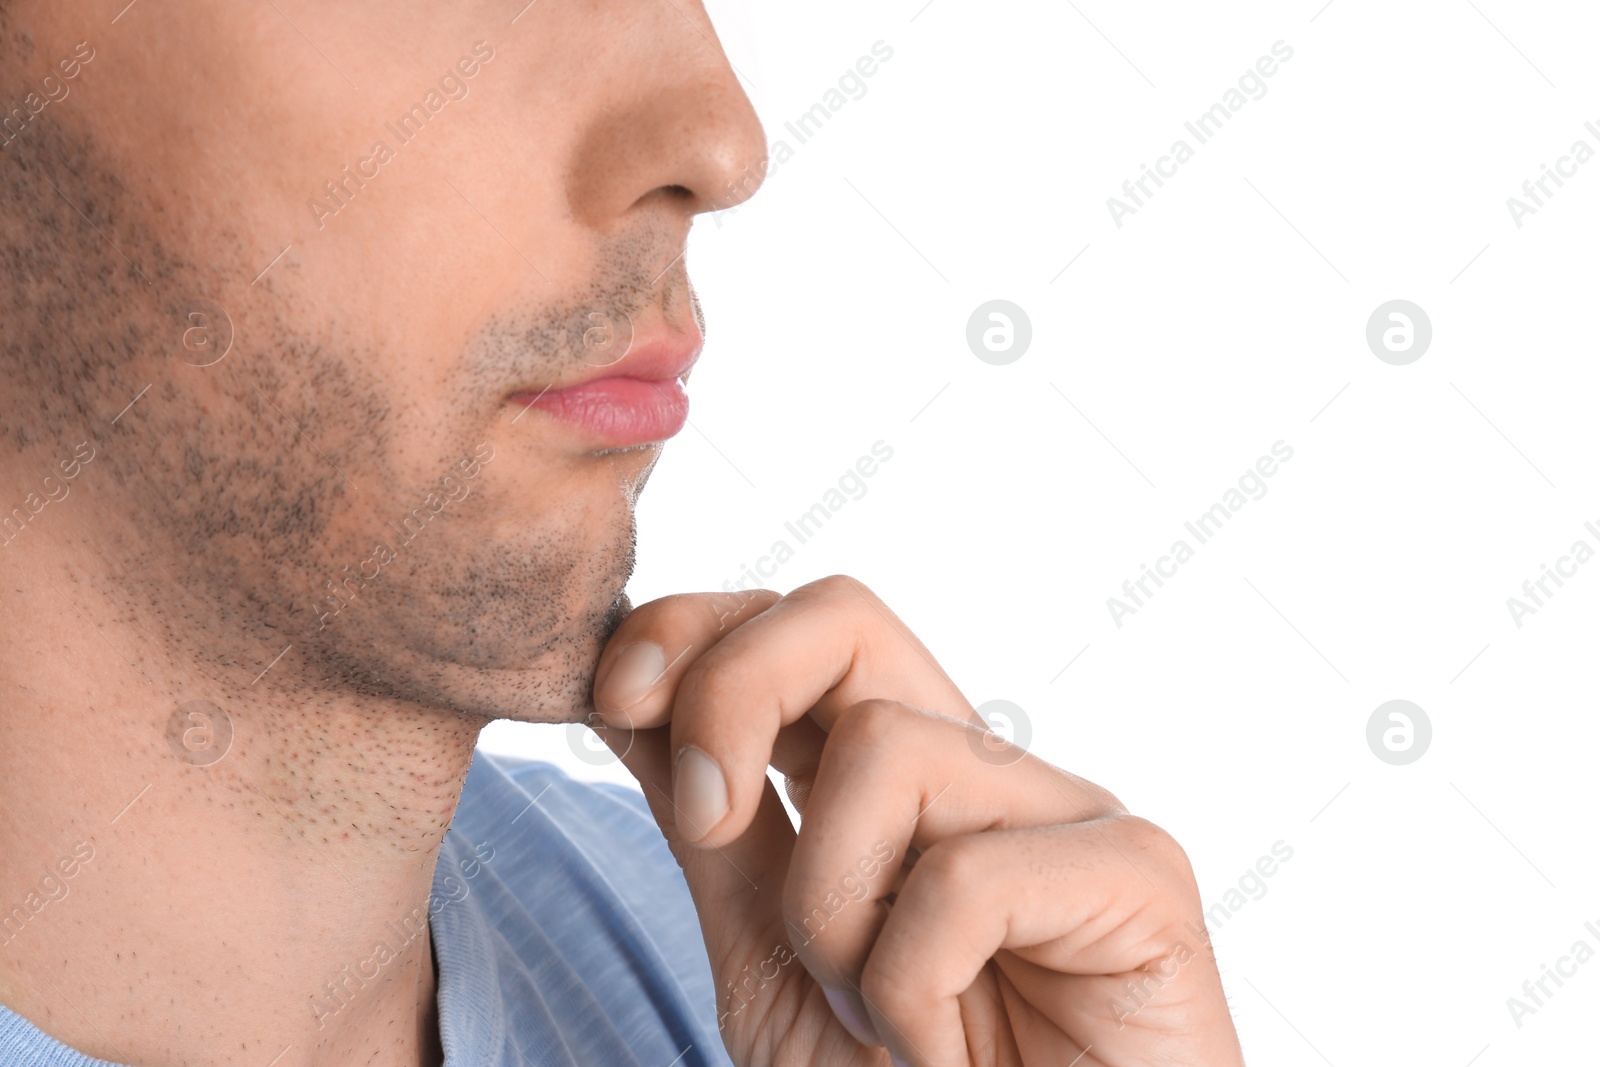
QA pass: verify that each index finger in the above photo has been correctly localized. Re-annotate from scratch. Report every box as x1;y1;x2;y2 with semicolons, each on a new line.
664;574;980;847
592;588;780;727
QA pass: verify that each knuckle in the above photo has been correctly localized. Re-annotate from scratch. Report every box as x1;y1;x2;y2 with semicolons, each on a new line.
635;592;718;634
830;698;912;752
779;879;845;958
676;653;750;709
698;588;779;632
793;573;876;606
1111;814;1198;892
858;950;920;1023
1115;814;1181;861
626;589;777;642
907;836;986;899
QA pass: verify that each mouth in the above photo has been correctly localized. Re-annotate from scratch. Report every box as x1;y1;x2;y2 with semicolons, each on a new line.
507;334;701;449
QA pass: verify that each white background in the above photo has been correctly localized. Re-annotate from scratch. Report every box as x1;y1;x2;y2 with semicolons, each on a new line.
481;1;1600;1061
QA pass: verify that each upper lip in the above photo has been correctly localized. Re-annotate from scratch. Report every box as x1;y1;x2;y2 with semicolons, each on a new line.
510;332;704;396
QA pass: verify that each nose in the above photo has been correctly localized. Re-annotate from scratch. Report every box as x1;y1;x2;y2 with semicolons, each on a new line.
564;2;768;227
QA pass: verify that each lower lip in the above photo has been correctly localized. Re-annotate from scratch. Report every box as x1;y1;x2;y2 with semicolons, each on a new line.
509;377;689;447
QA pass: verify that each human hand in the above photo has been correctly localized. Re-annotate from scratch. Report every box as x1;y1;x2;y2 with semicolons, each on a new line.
590;577;1245;1067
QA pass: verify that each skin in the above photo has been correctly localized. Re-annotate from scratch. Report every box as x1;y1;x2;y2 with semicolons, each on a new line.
0;1;760;1065
593;581;1246;1066
0;2;1244;1065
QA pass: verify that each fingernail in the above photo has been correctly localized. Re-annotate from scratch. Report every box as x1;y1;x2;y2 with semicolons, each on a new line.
597;641;664;715
673;745;728;842
821;985;880;1047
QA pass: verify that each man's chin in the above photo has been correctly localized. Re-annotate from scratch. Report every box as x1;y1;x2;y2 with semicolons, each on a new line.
284;573;632;726
299;633;608;725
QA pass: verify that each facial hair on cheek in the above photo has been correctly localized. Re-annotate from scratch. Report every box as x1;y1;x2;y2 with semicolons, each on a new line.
0;110;666;725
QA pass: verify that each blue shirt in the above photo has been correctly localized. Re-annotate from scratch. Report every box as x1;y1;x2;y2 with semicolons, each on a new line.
0;752;735;1067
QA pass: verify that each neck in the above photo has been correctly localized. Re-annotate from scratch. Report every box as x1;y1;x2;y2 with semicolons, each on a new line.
0;539;479;1067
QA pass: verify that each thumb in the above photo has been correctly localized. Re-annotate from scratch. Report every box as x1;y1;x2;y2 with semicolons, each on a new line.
601;721;798;974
